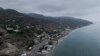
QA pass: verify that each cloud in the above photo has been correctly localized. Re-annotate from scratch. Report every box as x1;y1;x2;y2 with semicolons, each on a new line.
0;0;100;21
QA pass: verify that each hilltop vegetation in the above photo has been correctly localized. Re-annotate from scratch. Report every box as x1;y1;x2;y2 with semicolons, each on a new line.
0;7;92;29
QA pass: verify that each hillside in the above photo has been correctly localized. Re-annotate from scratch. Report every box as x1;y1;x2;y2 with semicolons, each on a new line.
0;7;92;28
0;7;92;56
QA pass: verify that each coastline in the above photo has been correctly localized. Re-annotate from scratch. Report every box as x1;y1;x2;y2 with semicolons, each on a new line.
48;30;73;56
26;25;92;56
50;25;93;56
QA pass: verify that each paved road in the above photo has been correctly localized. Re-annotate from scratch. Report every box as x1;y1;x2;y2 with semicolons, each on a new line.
28;38;50;56
28;30;70;56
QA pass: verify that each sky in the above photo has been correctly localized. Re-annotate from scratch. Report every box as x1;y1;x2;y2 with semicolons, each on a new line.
0;0;100;22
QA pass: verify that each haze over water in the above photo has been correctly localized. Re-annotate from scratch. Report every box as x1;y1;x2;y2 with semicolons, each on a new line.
53;20;100;56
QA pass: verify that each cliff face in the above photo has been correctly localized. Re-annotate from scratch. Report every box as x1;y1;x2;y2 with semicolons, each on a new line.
0;7;92;56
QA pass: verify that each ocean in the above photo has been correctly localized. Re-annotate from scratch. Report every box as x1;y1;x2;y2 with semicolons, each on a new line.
53;22;100;56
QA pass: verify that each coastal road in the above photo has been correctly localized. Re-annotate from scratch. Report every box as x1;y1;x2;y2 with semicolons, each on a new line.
28;30;70;56
28;38;50;56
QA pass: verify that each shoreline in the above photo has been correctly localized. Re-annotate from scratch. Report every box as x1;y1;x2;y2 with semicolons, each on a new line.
49;25;93;56
26;25;92;56
48;30;73;56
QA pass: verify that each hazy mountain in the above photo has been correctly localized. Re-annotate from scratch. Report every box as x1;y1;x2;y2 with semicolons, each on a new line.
27;13;92;28
0;7;92;56
0;7;92;29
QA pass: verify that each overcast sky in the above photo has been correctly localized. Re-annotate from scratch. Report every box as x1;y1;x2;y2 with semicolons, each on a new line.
0;0;100;22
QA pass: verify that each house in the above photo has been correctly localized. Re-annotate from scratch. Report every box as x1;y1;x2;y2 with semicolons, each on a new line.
28;46;33;51
6;27;13;30
45;45;53;48
13;29;20;32
41;49;49;54
21;52;27;56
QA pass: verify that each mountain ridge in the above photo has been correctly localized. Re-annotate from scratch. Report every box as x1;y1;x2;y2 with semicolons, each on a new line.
0;7;93;56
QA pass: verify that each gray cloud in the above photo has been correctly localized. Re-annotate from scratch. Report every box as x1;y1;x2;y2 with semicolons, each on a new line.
0;0;100;21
